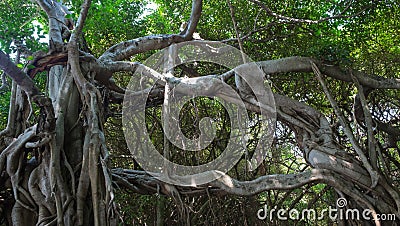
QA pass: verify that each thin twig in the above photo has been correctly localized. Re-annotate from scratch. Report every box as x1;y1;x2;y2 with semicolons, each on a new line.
249;0;369;24
227;0;247;64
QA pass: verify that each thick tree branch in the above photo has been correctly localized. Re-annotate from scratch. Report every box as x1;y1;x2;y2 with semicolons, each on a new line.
0;51;54;132
0;51;41;97
73;0;91;38
111;167;378;213
34;0;52;14
180;0;202;39
100;55;400;94
257;57;400;89
99;0;202;62
35;0;72;52
111;169;336;195
208;169;335;195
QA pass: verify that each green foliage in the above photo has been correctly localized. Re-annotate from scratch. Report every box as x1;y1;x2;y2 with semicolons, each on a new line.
0;88;11;130
74;0;148;56
0;0;47;53
114;191;158;224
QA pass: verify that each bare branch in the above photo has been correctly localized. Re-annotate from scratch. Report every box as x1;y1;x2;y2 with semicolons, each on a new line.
111;167;377;213
0;51;40;96
34;0;52;14
35;0;72;51
209;169;334;195
102;56;400;93
180;0;203;39
68;0;93;93
227;0;246;63
103;61;141;73
73;0;92;38
111;169;335;195
99;0;202;62
257;57;400;89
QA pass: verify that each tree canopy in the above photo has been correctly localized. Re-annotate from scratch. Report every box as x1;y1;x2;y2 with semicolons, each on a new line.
0;0;399;225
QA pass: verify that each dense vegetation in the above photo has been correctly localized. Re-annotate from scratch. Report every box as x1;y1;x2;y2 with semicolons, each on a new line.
0;0;399;225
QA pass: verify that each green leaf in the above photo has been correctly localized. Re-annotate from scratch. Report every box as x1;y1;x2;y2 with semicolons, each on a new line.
17;63;24;68
27;55;34;61
27;64;35;69
65;14;73;19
